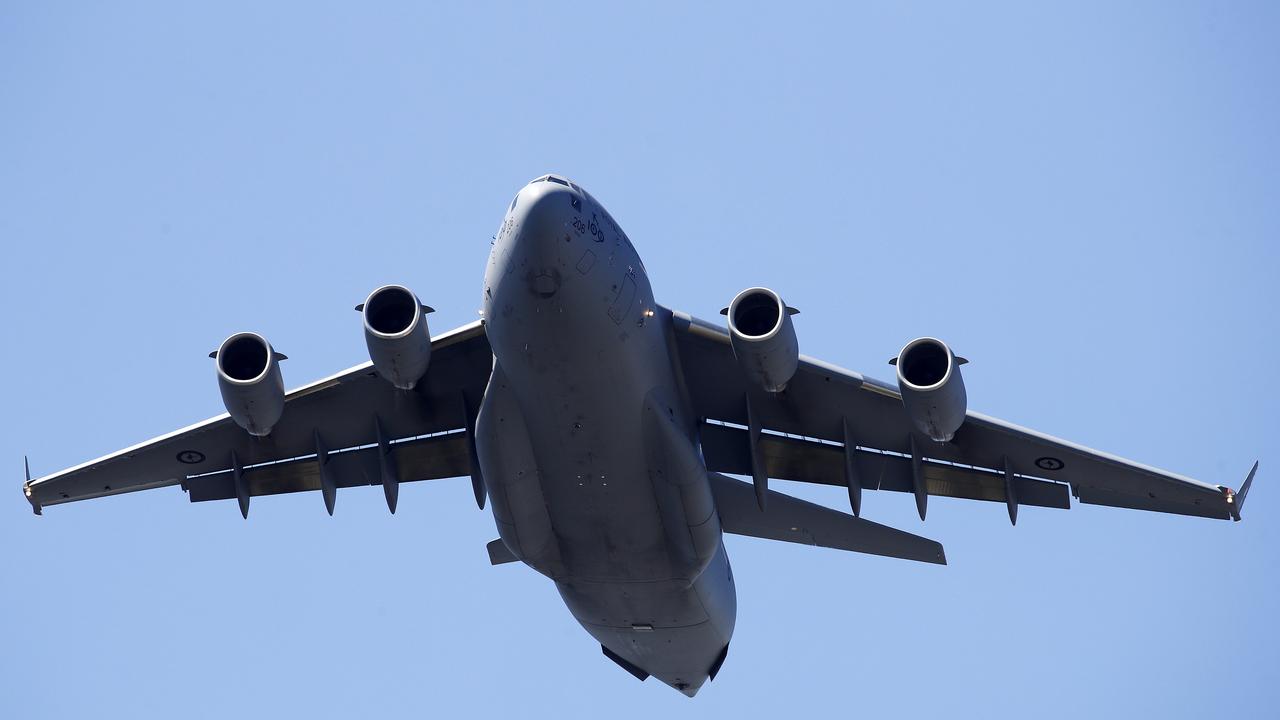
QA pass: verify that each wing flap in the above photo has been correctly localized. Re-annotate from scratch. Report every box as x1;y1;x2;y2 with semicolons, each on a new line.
184;432;471;502
708;473;946;564
700;422;1070;510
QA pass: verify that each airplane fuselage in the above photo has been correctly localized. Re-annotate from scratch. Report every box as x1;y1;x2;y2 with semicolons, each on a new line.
478;175;735;695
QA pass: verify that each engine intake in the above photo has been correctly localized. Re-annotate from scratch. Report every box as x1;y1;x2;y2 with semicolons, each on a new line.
727;287;798;393
360;284;432;390
894;337;967;442
214;332;285;437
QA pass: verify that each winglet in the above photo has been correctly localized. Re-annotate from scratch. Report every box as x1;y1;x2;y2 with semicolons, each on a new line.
1226;461;1259;522
23;456;41;516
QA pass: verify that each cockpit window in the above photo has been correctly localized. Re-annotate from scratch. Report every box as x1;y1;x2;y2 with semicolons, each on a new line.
547;176;569;187
509;195;518;212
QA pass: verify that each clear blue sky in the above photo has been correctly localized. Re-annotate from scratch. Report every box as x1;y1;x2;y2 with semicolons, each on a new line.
2;3;1277;718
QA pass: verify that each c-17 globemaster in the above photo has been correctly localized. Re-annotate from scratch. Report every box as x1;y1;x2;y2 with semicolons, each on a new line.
23;174;1259;696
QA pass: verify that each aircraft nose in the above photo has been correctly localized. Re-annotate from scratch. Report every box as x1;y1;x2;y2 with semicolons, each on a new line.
502;177;580;299
522;174;578;224
512;177;578;253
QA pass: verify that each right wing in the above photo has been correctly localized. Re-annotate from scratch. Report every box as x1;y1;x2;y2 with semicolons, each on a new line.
668;309;1256;523
24;321;493;516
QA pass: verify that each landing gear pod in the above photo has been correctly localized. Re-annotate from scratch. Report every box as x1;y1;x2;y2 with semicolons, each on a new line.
893;337;967;442
213;332;286;437
359;285;433;390
725;287;799;393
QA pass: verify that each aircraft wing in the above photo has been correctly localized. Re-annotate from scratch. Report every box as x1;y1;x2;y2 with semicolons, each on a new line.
667;309;1257;523
23;321;493;516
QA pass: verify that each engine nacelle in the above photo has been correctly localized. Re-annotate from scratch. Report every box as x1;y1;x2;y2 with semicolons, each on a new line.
360;284;432;390
726;287;799;393
894;337;967;442
214;332;286;437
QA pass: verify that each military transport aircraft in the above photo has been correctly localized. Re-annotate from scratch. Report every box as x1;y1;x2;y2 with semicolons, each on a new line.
23;174;1258;696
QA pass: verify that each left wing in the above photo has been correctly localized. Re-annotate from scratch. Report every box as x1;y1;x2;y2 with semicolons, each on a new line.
667;309;1257;524
24;321;493;516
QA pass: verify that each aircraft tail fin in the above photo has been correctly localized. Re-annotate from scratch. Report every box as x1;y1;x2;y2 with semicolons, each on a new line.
708;472;946;565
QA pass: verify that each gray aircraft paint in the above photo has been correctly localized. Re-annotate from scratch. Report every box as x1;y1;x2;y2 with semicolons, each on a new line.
20;173;1257;701
479;176;732;696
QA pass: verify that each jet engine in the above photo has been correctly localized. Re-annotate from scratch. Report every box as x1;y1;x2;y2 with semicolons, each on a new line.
893;337;967;442
726;287;798;393
213;332;286;437
359;284;433;390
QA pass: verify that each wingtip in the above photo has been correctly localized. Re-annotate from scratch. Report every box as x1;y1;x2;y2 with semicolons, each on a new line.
1226;460;1258;522
24;483;42;515
23;456;41;516
1243;460;1259;499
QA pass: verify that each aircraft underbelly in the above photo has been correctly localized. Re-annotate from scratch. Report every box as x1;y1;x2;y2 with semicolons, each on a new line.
481;177;735;693
558;542;736;696
495;306;678;581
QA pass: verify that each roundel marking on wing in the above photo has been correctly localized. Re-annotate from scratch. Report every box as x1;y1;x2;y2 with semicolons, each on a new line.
1035;456;1065;471
177;450;206;465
